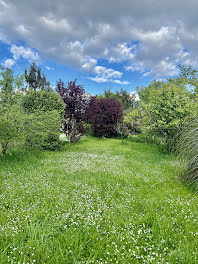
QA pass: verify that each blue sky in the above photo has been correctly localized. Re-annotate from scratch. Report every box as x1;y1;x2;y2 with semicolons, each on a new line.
1;0;198;94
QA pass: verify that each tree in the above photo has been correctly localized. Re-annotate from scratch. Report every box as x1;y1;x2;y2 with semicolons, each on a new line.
86;98;123;138
141;82;197;151
0;67;26;155
115;88;136;110
168;65;198;101
124;108;143;134
56;79;90;143
99;88;137;110
137;80;165;103
0;68;14;105
116;121;130;143
25;63;51;91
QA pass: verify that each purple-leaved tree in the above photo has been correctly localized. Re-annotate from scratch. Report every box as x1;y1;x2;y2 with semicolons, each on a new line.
56;79;90;144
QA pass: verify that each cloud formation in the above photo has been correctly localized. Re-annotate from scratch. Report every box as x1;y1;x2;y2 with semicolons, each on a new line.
1;0;198;80
10;45;40;62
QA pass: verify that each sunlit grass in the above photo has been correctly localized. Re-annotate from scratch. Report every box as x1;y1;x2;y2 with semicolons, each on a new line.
0;136;198;263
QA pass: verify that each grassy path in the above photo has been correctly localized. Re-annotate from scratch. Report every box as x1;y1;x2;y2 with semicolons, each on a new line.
0;137;198;263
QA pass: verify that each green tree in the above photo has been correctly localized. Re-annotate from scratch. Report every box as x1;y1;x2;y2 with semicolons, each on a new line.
0;67;14;105
99;88;137;110
141;82;197;151
25;63;51;91
137;80;165;103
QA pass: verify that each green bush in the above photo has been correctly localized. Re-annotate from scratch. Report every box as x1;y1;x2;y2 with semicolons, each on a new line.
24;110;62;151
0;105;25;155
22;90;65;118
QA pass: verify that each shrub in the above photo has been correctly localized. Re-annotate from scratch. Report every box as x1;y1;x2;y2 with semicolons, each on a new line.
0;105;25;156
22;90;65;118
86;98;123;137
24;110;62;151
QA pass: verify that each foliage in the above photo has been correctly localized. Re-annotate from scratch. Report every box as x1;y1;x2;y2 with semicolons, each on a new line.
0;67;14;105
0;105;25;155
140;82;197;151
64;116;83;145
116;121;130;143
98;88;138;110
56;79;89;142
137;80;165;103
25;62;51;91
24;110;62;151
124;108;143;134
168;65;198;96
0;68;26;155
86;97;123;137
177;119;198;186
21;90;65;118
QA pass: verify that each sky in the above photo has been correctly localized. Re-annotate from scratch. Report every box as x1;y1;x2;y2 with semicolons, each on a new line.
0;0;198;94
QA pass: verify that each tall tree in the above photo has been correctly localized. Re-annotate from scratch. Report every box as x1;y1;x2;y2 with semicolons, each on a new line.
100;88;137;110
56;79;90;143
0;67;14;106
25;63;51;91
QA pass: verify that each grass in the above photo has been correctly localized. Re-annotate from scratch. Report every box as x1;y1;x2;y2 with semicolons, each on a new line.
0;136;198;263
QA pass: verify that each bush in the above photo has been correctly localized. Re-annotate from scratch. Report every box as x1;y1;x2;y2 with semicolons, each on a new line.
22;90;65;118
0;105;25;156
86;98;123;137
177;120;198;185
24;110;62;151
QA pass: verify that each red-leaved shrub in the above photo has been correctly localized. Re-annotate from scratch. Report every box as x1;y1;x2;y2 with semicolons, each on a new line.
86;98;123;137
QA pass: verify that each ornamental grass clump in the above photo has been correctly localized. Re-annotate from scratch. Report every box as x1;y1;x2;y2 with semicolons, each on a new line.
177;120;198;187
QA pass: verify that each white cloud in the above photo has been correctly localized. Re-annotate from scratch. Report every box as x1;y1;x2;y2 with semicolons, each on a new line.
10;44;40;62
82;58;97;72
89;66;129;84
112;80;130;85
94;66;122;79
45;66;54;71
89;76;108;83
3;58;15;68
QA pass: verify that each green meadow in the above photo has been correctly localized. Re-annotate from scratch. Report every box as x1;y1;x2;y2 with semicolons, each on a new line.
0;137;197;263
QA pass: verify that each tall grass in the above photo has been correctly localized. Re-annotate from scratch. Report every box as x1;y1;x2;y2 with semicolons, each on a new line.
177;120;198;188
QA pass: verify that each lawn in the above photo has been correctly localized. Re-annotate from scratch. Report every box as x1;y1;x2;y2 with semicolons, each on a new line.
0;137;198;263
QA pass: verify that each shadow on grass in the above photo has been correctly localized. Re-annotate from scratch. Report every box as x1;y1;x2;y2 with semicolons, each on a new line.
0;146;46;169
